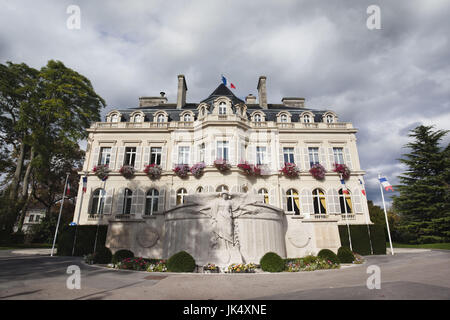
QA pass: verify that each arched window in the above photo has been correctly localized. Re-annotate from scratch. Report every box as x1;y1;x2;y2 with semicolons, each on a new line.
258;188;269;204
339;189;353;214
303;114;311;123
216;185;229;192
254;114;262;122
123;188;133;215
312;188;326;214
134;114;142;123
111;114;119;123
326;114;334;123
286;189;300;215
196;186;203;193
219;102;227;115
157;114;165;123
91;189;105;215
183;114;191;122
176;188;187;205
280;114;288;123
145;189;159;215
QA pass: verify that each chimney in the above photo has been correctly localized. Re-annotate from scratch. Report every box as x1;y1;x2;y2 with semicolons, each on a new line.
281;97;305;108
139;91;168;107
257;76;268;109
245;94;257;104
177;74;187;109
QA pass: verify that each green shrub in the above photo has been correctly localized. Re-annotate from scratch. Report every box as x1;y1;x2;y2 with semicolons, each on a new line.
302;255;318;264
166;251;196;272
92;247;112;264
260;252;285;272
318;249;340;264
337;246;355;263
112;249;134;264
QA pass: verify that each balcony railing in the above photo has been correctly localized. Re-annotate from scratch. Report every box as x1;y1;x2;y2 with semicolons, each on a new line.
341;214;356;220
312;214;329;219
88;214;103;221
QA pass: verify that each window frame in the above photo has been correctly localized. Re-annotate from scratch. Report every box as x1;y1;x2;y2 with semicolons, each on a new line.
145;189;159;215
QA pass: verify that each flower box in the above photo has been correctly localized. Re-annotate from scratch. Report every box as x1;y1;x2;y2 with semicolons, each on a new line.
119;165;135;179
214;159;231;172
190;162;206;178
333;163;351;180
309;163;326;180
280;163;300;178
144;163;162;180
93;164;110;181
173;164;190;178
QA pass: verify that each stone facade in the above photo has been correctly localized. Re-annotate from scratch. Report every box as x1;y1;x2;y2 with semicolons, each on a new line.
73;75;372;262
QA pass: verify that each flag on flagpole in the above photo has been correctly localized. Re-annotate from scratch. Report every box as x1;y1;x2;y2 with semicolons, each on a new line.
82;176;87;193
358;178;366;196
340;179;349;194
66;182;70;196
378;176;394;191
221;75;236;89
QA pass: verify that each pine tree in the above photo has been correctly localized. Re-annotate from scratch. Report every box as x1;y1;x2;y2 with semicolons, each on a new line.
393;125;449;243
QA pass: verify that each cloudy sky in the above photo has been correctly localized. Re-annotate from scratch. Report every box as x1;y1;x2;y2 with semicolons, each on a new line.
1;0;449;206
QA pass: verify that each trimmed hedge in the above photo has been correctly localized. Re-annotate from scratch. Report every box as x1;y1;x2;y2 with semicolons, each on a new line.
93;247;112;264
112;249;134;264
167;251;196;272
318;249;340;264
337;246;355;263
260;252;285;272
57;225;108;256
338;224;386;255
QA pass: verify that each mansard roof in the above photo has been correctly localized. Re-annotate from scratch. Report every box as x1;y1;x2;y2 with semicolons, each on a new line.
200;83;244;105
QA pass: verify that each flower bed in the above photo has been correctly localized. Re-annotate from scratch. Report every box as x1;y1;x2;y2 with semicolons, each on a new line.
173;164;190;178
120;165;135;179
227;263;257;273
203;263;219;273
93;164;110;181
147;259;168;272
115;257;168;272
284;256;340;272
333;163;350;180
280;163;301;178
214;159;231;172
190;162;206;178
144;163;162;180
309;163;326;180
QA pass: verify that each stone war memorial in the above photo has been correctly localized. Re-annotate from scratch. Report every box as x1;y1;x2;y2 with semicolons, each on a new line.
74;75;372;267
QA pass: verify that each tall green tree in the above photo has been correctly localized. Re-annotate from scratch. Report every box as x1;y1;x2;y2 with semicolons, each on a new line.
393;125;449;243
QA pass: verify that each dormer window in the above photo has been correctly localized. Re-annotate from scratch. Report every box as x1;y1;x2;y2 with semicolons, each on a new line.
111;114;119;123
326;115;334;123
304;114;311;123
254;114;262;122
183;114;191;122
280;114;288;123
134;114;142;123
219;102;227;115
157;114;165;123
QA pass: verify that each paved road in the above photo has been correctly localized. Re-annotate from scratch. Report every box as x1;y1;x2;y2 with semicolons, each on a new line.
0;249;449;300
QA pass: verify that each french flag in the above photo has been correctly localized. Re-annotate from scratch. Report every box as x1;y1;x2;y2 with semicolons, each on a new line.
82;176;87;193
358;178;366;196
340;179;349;194
379;176;394;192
221;75;236;89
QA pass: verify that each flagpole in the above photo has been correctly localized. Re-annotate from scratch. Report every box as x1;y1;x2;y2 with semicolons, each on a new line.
378;173;394;255
360;177;373;255
51;173;70;257
72;174;87;256
93;178;106;254
340;174;352;251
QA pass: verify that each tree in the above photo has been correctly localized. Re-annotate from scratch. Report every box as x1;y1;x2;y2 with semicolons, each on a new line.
368;200;400;241
0;60;105;235
393;125;449;243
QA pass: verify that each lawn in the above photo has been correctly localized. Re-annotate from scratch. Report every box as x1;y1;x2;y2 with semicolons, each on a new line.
0;243;52;250
391;242;450;250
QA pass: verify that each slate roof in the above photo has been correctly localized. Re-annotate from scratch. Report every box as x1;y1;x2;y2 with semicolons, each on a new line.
111;83;333;123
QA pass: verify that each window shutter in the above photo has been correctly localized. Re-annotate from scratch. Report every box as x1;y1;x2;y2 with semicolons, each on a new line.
158;189;165;212
160;146;166;169
352;189;362;213
230;139;236;165
90;147;100;169
134;147;142;170
326;189;336;214
319;147;327;168
170;189;176;208
117;147;125;170
87;188;94;215
231;186;238;193
300;189;309;215
344;147;353;169
115;188;125;215
171;144;178;168
303;148;310;170
103;188;114;214
269;188;276;206
281;188;287;211
189;145;194;166
294;147;301;167
136;189;145;216
248;145;255;165
210;141;216;163
238;141;245;163
328;148;335;171
279;146;284;169
130;189;138;215
207;186;214;193
143;146;150;167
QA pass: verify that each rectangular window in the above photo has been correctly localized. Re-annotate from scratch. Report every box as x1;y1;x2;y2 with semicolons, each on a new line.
256;146;267;165
150;147;162;165
283;147;295;164
99;147;111;165
29;215;34;222
178;146;190;164
308;147;320;167
199;143;205;163
333;147;345;165
124;147;137;166
217;141;229;161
